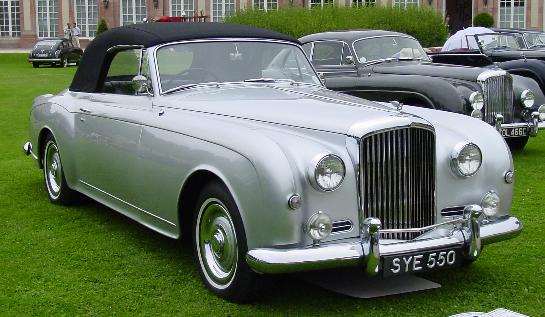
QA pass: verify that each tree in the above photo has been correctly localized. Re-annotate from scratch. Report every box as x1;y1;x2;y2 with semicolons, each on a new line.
473;13;494;28
96;19;108;36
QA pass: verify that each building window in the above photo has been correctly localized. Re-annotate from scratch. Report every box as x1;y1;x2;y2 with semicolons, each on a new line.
253;0;277;11
121;0;146;25
393;0;418;8
0;0;20;37
310;0;333;8
352;0;375;7
499;0;525;29
171;0;194;17
36;0;58;38
211;0;235;22
74;0;97;37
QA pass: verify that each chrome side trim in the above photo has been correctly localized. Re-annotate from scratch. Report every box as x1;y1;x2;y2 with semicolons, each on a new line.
79;180;176;227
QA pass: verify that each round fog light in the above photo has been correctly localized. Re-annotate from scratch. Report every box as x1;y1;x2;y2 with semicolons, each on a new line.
538;105;545;121
481;190;500;217
470;109;483;119
306;212;332;241
469;91;484;110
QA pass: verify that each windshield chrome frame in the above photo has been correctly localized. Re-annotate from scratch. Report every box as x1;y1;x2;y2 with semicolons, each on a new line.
151;38;321;95
473;32;523;52
351;34;430;65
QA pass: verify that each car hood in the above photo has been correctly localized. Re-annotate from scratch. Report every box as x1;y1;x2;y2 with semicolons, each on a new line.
156;84;431;136
371;61;485;81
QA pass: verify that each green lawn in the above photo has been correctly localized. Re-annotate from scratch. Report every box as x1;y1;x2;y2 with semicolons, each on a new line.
0;53;543;316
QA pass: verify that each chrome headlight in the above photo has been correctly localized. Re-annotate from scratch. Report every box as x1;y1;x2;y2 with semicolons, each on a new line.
309;154;345;191
538;104;545;121
481;190;500;217
306;212;332;241
451;142;482;177
469;91;484;110
521;89;535;108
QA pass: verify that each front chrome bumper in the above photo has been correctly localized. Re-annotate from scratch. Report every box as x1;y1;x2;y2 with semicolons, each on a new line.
494;112;543;137
28;58;61;63
246;206;522;275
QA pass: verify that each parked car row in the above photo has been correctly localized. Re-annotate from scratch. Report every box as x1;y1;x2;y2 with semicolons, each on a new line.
23;23;533;302
300;30;545;150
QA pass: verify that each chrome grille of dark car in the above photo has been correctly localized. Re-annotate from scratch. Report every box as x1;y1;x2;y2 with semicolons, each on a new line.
481;73;514;124
360;127;436;240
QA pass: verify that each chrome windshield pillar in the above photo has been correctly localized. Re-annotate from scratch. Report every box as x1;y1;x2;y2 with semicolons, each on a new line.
362;217;381;276
464;205;482;261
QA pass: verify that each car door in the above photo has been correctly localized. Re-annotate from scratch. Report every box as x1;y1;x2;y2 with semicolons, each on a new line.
74;48;152;205
304;40;358;77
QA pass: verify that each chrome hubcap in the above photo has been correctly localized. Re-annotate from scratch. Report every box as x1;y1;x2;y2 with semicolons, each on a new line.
45;141;62;198
197;199;238;288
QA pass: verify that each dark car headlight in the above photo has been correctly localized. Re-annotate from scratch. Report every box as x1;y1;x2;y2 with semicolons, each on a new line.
521;89;535;108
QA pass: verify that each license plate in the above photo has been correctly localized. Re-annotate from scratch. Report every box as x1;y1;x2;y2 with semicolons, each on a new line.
500;126;528;138
382;248;463;277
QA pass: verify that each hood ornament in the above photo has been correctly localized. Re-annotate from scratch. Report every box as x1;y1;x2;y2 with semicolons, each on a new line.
390;101;403;112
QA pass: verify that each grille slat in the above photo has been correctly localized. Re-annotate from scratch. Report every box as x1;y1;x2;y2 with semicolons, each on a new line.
361;127;436;240
482;74;513;124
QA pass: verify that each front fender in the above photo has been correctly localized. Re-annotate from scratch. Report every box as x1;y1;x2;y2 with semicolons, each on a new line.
325;75;466;112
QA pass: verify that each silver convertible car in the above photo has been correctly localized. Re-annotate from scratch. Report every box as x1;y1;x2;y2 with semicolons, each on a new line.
24;23;522;302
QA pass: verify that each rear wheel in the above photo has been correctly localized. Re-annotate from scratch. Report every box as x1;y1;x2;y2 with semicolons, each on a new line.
506;136;529;152
42;134;80;205
193;181;264;303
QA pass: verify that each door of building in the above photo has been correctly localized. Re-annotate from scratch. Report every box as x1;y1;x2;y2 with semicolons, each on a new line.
446;0;473;35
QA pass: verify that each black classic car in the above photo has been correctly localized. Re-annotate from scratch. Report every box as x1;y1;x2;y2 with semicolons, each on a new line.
300;30;545;150
28;38;83;68
431;28;545;94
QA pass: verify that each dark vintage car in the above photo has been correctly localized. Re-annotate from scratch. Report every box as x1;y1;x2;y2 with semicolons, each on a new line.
300;30;545;150
28;38;83;68
430;29;545;95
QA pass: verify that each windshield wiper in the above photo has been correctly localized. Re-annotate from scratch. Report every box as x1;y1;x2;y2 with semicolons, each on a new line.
362;58;397;66
163;82;220;95
243;78;296;84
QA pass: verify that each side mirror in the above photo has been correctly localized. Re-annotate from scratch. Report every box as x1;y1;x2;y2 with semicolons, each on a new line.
344;55;355;65
318;72;326;85
132;75;151;95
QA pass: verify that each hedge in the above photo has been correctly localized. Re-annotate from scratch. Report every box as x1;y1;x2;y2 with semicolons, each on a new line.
226;6;449;47
473;12;494;28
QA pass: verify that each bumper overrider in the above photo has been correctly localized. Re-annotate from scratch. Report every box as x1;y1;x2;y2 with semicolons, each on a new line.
246;206;522;275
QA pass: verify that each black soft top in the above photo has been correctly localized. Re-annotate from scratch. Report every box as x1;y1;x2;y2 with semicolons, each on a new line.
70;22;299;92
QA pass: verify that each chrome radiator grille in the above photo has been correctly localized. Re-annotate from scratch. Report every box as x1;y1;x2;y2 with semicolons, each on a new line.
360;127;436;240
480;73;514;124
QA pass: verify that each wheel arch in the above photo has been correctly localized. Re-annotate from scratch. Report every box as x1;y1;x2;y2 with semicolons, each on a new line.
37;127;54;168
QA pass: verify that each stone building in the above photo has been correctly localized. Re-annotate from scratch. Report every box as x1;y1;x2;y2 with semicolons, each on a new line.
1;0;543;48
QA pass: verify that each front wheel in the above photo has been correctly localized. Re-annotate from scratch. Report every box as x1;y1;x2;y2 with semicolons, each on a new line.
43;134;80;204
32;62;39;68
193;181;264;302
506;136;529;152
60;57;67;68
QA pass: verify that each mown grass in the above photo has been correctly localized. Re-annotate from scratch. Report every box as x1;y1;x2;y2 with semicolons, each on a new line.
0;53;543;316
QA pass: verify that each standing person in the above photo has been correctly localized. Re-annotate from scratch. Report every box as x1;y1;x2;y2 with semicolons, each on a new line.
63;23;72;42
71;22;81;48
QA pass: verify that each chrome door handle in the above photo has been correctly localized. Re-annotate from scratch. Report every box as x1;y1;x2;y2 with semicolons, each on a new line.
80;107;92;114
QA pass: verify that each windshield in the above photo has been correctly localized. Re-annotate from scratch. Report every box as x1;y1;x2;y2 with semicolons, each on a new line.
474;33;523;51
523;32;545;48
352;36;429;63
34;40;61;50
155;41;321;92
